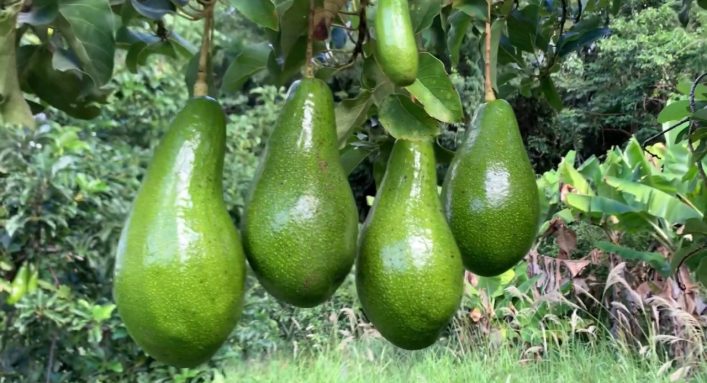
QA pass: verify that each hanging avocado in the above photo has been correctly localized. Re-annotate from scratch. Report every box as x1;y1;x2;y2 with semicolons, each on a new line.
374;0;419;86
114;97;246;368
242;78;359;308
357;138;464;350
442;99;540;277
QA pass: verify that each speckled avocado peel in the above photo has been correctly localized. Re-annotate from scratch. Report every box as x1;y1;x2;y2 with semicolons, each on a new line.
374;0;419;86
242;78;359;308
442;99;540;277
356;138;464;350
113;97;246;368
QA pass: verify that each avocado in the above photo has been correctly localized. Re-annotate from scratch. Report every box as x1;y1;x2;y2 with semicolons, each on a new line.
374;0;419;86
356;138;464;350
113;97;246;368
442;99;540;277
242;78;358;308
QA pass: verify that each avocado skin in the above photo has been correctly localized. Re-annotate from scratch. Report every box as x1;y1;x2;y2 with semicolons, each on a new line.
375;0;418;86
113;97;246;368
442;100;540;277
356;139;464;350
242;78;358;308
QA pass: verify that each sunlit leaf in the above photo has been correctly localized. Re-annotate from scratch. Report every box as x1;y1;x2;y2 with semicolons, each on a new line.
405;53;463;123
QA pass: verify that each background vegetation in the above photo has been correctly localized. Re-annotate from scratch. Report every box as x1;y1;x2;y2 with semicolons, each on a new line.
1;1;706;382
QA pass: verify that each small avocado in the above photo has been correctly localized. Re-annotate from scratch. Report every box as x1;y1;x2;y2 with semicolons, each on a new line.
356;138;464;350
242;78;359;308
374;0;419;86
442;99;540;277
113;97;246;368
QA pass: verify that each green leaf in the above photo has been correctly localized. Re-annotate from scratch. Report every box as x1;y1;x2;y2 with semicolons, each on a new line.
17;45;107;119
278;0;309;58
565;194;634;216
671;243;707;273
230;0;279;31
361;56;394;105
378;95;440;140
622;137;654;178
611;0;622;15
540;75;562;111
677;78;707;100
340;145;374;176
692;109;707;121
335;91;373;147
595;241;670;276
447;11;472;68
557;28;610;57
657;100;691;123
559;152;593;195
405;53;463;123
507;5;544;53
684;218;707;236
488;19;504;93
130;0;174;19
604;176;703;224
221;43;271;93
452;0;486;20
410;0;442;33
58;0;115;86
17;0;58;25
91;303;116;322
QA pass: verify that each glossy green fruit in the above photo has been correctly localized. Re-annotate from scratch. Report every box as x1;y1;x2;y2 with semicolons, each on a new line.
114;97;246;368
442;99;540;277
242;78;358;308
374;0;418;86
357;139;464;350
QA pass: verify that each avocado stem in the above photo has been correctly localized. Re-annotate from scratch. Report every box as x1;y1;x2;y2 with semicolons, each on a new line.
193;2;215;97
305;0;316;79
484;0;496;102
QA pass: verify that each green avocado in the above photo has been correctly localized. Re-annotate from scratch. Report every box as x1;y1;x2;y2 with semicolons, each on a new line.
442;99;540;277
113;97;246;368
242;78;358;308
356;138;464;350
374;0;419;86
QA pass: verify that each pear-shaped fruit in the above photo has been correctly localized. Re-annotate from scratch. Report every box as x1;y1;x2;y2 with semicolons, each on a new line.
374;0;418;86
242;78;358;308
442;99;540;277
114;97;246;368
357;138;464;350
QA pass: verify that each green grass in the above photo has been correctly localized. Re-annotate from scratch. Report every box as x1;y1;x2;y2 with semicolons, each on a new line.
215;339;707;383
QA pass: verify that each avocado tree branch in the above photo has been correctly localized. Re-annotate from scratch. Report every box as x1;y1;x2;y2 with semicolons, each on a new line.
346;0;368;65
305;0;316;78
193;0;215;97
545;0;568;74
688;72;707;186
484;0;495;102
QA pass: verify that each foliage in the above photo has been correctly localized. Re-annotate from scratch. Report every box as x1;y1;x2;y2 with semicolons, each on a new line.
516;1;706;171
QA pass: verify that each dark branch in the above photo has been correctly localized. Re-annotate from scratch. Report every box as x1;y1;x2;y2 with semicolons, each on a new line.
688;73;707;186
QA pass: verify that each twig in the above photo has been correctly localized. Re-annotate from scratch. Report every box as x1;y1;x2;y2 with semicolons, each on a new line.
575;0;583;23
44;335;57;383
688;73;707;185
640;117;690;149
193;2;214;97
347;0;368;65
305;0;315;78
546;0;568;73
484;0;495;102
674;246;706;291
